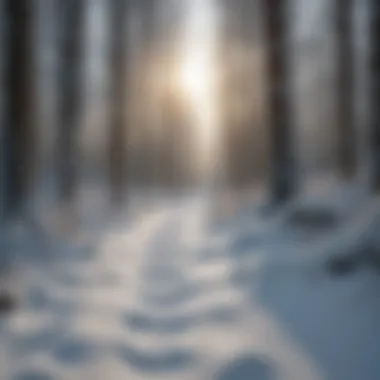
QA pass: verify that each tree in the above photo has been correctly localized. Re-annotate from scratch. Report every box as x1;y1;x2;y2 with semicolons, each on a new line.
335;0;356;179
261;0;296;205
140;0;157;48
56;0;85;204
370;0;380;192
218;0;265;189
2;0;36;220
0;0;36;311
108;0;129;205
325;0;380;275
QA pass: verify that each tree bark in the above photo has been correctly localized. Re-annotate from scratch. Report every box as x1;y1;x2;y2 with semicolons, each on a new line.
56;0;85;203
335;0;356;179
2;0;36;219
108;0;129;204
261;0;296;205
370;0;380;192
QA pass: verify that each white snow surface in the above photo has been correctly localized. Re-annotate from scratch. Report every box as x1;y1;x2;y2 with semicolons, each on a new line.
1;186;380;380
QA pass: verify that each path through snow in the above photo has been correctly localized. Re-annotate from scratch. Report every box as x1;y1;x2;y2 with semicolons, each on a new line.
1;197;380;380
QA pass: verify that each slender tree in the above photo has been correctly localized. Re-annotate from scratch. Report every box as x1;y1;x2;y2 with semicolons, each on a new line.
370;0;380;192
56;0;85;203
335;0;356;179
325;1;380;276
140;0;156;48
108;0;129;204
2;0;36;219
138;0;160;188
261;0;296;205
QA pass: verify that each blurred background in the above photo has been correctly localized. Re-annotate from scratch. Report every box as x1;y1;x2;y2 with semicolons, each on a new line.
1;1;380;380
0;0;372;218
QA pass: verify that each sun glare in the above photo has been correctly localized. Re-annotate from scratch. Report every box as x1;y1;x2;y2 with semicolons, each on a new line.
179;50;209;103
177;0;219;179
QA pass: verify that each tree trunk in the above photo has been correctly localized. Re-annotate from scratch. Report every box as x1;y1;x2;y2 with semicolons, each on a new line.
2;0;36;219
56;0;85;204
370;0;380;192
140;0;156;48
261;0;296;205
108;0;129;205
335;0;356;179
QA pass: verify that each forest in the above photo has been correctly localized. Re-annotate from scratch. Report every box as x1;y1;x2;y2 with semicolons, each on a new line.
0;1;380;380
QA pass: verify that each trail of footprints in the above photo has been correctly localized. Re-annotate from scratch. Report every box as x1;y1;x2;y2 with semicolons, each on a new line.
119;217;239;374
3;210;241;380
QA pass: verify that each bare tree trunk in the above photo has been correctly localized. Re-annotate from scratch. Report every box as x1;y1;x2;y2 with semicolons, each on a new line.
56;0;84;204
140;0;156;48
138;0;159;189
322;0;380;276
108;0;129;205
2;0;36;220
335;0;356;179
370;0;380;192
261;0;296;205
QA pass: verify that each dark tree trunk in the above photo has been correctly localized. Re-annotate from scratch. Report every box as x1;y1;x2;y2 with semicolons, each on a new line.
56;0;85;203
2;0;36;219
140;0;156;47
335;0;356;179
108;0;129;204
370;0;380;192
261;0;296;205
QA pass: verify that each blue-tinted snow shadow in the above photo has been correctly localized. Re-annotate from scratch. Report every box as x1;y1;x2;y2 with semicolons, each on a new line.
11;325;63;357
0;216;101;271
53;272;88;288
213;355;276;380
140;279;201;308
141;264;183;284
140;277;226;310
197;246;227;262
122;304;236;335
53;241;98;263
115;343;199;372
209;197;269;234
253;257;380;380
50;336;102;365
26;285;79;317
13;329;103;366
229;233;266;258
228;212;340;261
12;369;54;380
221;193;349;266
50;269;123;289
284;204;340;231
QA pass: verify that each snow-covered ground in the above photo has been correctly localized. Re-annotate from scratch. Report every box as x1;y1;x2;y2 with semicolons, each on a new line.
1;187;380;380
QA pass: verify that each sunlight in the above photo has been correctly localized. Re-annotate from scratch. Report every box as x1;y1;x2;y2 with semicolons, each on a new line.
178;0;220;179
179;50;209;104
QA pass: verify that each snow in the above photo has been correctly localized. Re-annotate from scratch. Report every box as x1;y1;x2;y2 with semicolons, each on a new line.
1;186;380;380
